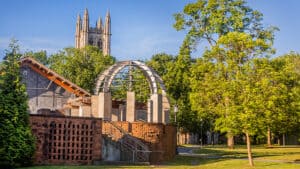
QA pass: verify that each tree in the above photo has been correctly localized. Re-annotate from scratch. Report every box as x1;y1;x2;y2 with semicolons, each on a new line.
174;0;277;48
24;50;48;65
190;32;273;166
0;40;35;168
176;0;277;149
162;37;200;132
146;53;174;78
48;46;115;94
265;54;300;146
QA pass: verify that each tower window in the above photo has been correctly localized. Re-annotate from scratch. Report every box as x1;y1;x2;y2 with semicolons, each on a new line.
88;39;93;45
98;40;102;49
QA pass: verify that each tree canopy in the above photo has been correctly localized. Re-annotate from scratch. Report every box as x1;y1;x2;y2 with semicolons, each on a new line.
174;0;277;49
48;46;115;94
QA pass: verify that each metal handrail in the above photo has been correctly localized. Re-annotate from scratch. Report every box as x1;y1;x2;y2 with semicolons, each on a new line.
102;121;150;162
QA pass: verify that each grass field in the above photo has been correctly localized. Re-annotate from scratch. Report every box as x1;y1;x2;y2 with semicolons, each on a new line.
21;145;300;169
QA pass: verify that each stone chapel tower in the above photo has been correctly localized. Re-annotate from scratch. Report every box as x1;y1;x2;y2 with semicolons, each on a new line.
75;9;111;56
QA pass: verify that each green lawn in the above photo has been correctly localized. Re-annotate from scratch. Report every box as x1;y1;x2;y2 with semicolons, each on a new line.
20;145;300;169
193;145;300;161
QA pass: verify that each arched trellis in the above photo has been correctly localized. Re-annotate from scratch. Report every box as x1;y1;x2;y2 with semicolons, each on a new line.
94;61;170;123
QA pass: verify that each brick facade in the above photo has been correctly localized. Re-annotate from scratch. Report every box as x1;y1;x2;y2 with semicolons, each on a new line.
104;121;177;163
30;115;176;165
30;115;102;165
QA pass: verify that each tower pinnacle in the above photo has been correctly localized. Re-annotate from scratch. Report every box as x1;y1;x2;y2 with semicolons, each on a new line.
83;8;89;32
75;8;111;56
97;17;103;30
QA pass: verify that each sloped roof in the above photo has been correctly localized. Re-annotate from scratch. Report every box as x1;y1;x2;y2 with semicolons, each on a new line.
20;57;90;97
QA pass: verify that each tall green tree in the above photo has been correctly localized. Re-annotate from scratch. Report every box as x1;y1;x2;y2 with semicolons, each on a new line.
176;0;277;150
0;40;35;168
190;32;273;166
163;37;200;132
48;46;115;94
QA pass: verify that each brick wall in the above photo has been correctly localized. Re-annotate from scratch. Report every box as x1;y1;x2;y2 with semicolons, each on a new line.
30;114;102;165
30;115;176;165
113;121;176;163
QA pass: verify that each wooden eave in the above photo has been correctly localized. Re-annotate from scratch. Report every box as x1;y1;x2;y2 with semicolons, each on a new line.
20;57;90;97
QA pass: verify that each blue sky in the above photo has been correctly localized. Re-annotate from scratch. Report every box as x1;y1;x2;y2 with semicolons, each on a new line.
0;0;300;61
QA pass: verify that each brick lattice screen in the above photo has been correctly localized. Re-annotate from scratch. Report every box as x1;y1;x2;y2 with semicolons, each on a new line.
30;114;102;165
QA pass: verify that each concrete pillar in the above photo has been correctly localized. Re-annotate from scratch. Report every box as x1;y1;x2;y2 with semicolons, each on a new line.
119;104;125;121
162;96;170;123
163;110;170;124
151;93;162;123
98;92;112;120
147;99;153;123
126;91;135;122
79;106;83;117
91;95;99;117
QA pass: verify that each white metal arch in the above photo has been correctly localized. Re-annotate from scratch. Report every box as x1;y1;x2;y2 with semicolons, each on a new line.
94;60;170;123
95;60;163;95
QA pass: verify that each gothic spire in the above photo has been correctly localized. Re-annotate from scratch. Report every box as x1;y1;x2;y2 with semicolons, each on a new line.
83;8;89;32
76;14;81;30
97;17;103;31
75;14;82;48
103;10;111;56
104;10;111;35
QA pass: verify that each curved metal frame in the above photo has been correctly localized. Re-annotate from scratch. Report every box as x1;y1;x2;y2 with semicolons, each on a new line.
94;60;167;96
94;60;170;123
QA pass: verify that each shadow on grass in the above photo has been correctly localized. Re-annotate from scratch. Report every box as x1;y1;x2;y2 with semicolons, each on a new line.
164;145;300;167
21;165;149;169
164;155;224;166
194;146;300;159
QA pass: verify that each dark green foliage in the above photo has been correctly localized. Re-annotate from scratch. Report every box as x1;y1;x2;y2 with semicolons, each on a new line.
0;40;35;168
48;46;115;94
146;53;175;77
24;50;48;65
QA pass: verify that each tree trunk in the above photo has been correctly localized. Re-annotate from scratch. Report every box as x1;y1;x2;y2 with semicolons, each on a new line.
227;133;234;149
267;128;272;147
246;132;254;167
282;133;286;146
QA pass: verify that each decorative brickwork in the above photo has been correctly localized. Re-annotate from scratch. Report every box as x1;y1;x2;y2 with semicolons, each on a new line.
30;115;175;165
131;123;176;163
30;114;102;165
111;122;177;163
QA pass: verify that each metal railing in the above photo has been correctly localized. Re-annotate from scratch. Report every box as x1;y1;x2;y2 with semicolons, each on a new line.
102;121;150;162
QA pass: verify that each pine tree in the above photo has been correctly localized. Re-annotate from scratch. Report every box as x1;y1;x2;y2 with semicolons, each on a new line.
0;40;35;168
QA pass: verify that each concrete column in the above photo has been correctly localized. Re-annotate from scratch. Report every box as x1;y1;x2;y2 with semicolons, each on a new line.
126;91;135;122
119;104;125;121
151;93;162;123
98;92;112;120
147;99;153;123
91;95;98;117
79;106;83;117
163;110;170;124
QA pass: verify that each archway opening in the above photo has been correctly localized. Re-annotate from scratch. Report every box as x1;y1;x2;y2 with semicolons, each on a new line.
94;61;170;123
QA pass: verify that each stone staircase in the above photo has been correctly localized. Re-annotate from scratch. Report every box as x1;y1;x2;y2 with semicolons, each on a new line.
102;121;150;163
